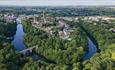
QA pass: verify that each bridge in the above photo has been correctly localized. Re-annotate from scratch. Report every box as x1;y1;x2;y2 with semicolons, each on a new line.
20;46;38;54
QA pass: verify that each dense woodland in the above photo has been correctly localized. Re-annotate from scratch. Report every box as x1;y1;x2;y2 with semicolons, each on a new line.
0;16;39;70
0;18;20;70
21;16;115;70
79;18;115;70
0;7;115;70
21;19;87;69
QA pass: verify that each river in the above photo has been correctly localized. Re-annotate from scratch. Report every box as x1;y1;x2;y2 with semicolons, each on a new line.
12;20;26;51
83;37;97;61
12;18;97;62
12;18;40;61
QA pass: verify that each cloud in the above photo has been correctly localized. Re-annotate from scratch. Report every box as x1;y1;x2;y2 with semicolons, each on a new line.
0;0;115;6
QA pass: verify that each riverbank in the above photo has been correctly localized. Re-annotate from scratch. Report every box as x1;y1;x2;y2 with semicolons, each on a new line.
12;18;101;70
78;24;100;53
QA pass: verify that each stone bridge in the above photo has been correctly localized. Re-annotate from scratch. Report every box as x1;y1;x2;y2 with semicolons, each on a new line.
20;46;37;54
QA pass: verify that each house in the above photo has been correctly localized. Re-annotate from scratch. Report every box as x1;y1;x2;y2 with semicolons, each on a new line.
32;12;56;27
58;25;71;40
109;28;115;33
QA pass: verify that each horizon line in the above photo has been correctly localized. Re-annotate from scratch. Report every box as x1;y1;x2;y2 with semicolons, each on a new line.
0;5;115;7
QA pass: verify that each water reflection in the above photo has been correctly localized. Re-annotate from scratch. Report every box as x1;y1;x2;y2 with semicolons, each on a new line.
12;23;26;51
83;37;97;60
12;19;39;61
12;18;97;61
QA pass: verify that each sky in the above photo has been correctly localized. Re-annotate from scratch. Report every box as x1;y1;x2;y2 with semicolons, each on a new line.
0;0;115;6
